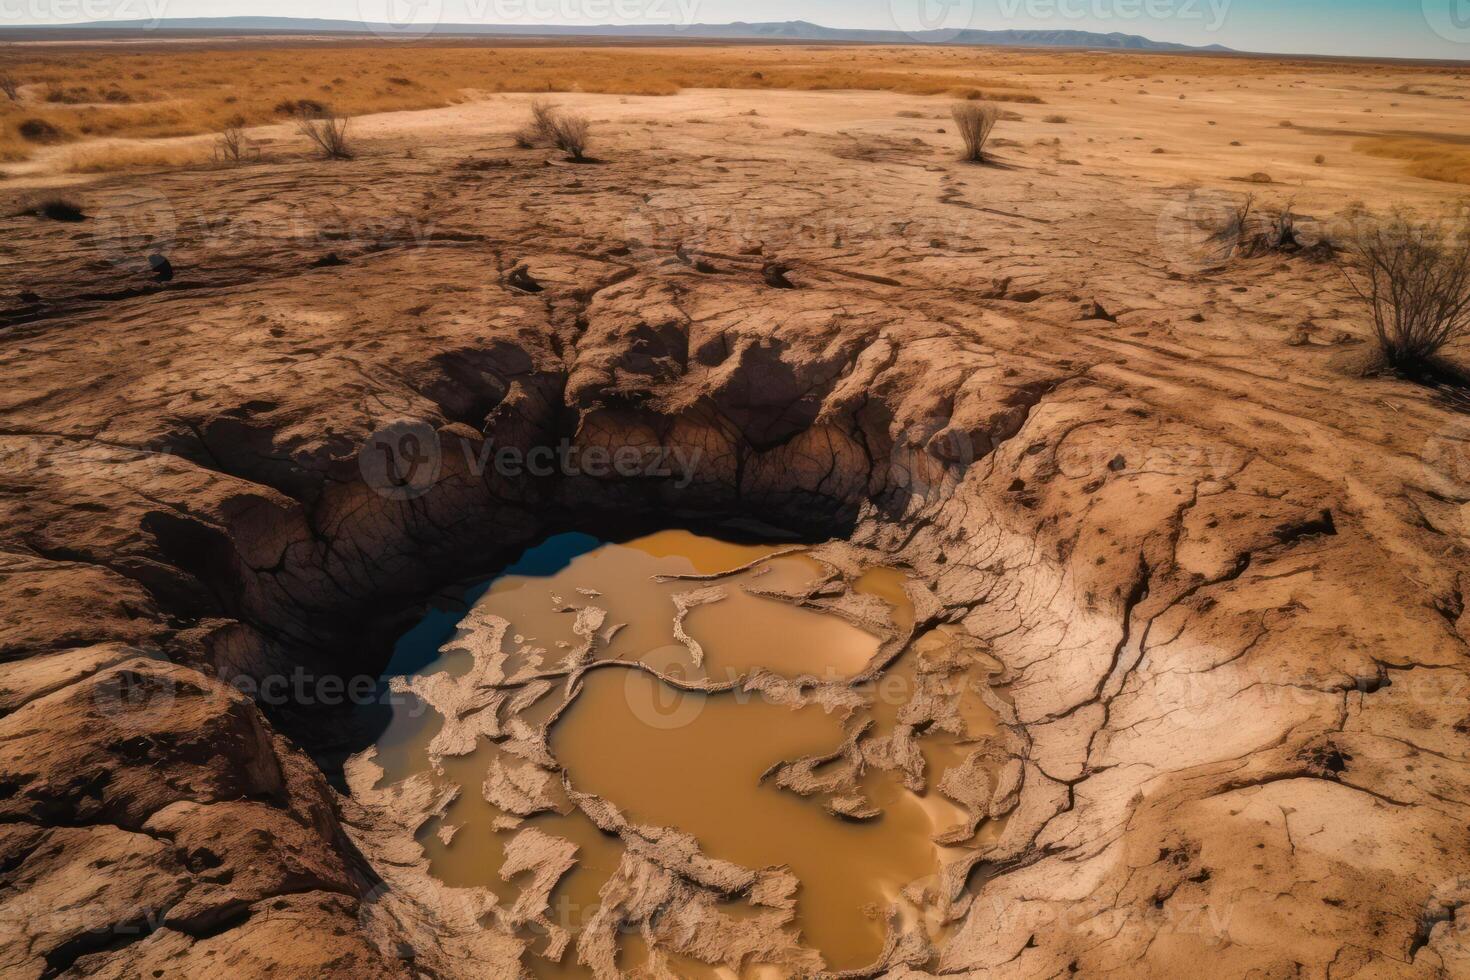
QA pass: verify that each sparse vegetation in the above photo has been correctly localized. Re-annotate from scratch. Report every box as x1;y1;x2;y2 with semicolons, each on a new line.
1343;215;1470;372
0;43;1045;163
0;74;19;102
215;123;249;164
549;111;591;161
1356;137;1470;186
515;100;592;161
1043;114;1068;123
64;142;212;173
17;118;64;144
1209;194;1258;258
531;98;559;142
1207;195;1313;261
951;101;1000;163
11;196;86;222
295;107;352;160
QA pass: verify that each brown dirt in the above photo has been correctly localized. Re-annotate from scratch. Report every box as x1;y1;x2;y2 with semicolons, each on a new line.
2;53;1470;979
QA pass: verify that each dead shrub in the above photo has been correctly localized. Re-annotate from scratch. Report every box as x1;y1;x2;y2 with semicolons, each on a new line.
0;74;19;102
215;123;252;164
530;99;558;138
295;108;352;160
950;101;1000;163
1342;215;1470;371
16;118;64;144
274;98;326;116
513;98;558;149
549;112;591;161
1208;195;1309;260
515;99;591;161
1043;114;1068;124
11;196;86;222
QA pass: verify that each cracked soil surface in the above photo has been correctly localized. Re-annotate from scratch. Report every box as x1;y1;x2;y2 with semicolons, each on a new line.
3;63;1470;979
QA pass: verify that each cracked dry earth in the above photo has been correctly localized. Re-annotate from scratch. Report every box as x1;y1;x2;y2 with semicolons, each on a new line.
3;87;1470;979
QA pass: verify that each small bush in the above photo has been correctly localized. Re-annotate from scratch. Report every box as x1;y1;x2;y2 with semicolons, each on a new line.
549;112;591;161
950;101;1000;163
274;98;326;116
1343;215;1470;371
295;108;352;160
516;100;592;161
215;124;250;164
17;118;64;144
1043;114;1068;124
0;74;18;102
530;98;558;142
11;197;86;222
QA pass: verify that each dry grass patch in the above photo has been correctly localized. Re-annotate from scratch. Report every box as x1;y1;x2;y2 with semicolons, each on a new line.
951;101;1000;163
1356;137;1470;186
62;141;213;173
0;43;1043;162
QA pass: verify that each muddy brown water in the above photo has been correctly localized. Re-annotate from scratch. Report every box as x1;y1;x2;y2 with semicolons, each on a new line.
369;530;999;975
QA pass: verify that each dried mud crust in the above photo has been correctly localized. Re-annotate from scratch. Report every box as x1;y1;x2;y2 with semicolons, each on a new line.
0;116;1468;980
346;547;1010;977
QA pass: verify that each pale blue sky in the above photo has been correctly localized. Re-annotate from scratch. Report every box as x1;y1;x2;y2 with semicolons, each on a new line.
8;0;1470;60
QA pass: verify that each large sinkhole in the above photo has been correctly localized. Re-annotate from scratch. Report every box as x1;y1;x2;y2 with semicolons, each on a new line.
347;528;1008;976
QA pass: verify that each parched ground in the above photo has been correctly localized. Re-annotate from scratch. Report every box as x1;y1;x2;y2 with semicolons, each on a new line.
2;49;1470;979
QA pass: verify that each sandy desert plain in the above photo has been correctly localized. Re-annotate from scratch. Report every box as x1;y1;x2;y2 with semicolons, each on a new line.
3;32;1470;980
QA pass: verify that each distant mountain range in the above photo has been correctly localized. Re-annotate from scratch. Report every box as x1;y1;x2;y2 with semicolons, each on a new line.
2;17;1235;53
